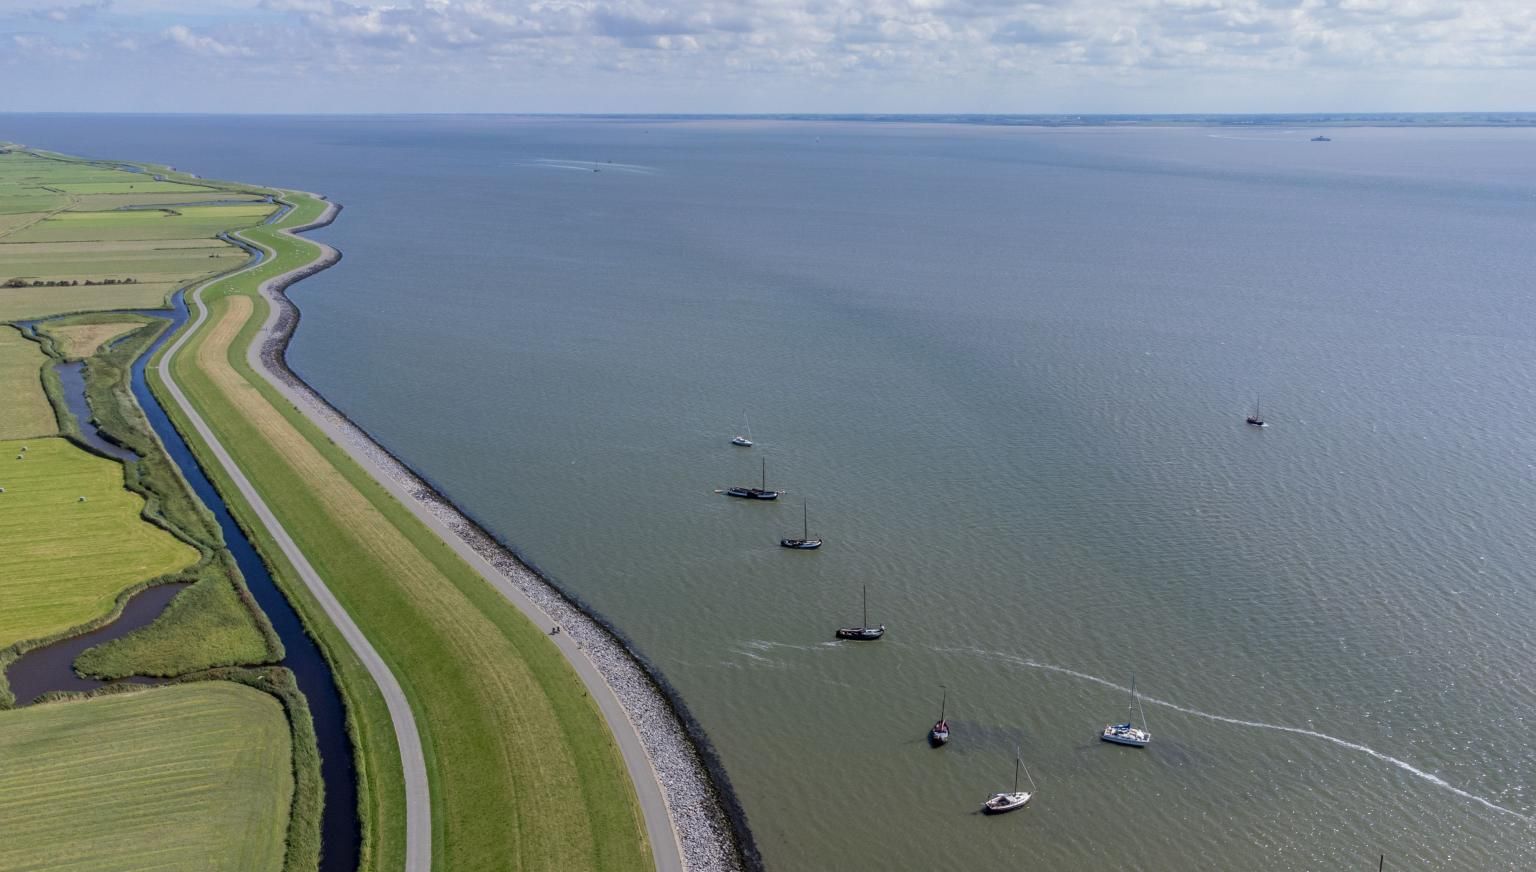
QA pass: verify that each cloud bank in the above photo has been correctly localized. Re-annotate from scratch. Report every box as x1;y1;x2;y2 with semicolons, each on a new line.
2;0;1534;112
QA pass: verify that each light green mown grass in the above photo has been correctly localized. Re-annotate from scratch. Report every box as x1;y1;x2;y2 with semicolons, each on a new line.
163;194;652;871
0;282;180;320
0;436;200;649
0;682;292;872
0;238;246;280
71;191;268;210
5;204;277;243
0;326;54;439
49;181;221;194
0;212;45;237
0;190;68;214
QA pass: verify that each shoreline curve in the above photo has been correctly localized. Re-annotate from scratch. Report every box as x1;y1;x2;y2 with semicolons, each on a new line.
243;196;759;872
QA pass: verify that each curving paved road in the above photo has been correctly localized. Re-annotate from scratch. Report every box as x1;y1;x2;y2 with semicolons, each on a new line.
238;200;687;872
161;193;685;872
156;201;433;872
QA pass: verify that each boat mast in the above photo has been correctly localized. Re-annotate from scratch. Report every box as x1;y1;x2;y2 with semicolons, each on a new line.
1135;677;1149;732
761;457;767;491
862;584;868;627
1013;752;1020;793
744;411;751;441
803;500;809;539
939;686;947;721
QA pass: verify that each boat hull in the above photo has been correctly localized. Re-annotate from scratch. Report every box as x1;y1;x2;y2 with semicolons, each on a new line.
929;724;950;746
726;488;779;500
835;626;885;641
779;538;822;549
982;792;1031;814
731;437;752;446
1100;728;1150;747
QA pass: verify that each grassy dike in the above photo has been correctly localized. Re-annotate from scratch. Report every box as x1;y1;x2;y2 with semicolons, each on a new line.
153;190;653;870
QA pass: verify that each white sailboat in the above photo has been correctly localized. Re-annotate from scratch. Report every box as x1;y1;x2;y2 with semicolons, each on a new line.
731;411;753;446
982;748;1035;814
1101;674;1151;747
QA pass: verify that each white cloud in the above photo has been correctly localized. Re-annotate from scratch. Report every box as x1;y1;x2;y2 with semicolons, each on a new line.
4;0;1536;110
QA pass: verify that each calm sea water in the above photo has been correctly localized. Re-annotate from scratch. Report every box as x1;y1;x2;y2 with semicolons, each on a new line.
8;115;1535;870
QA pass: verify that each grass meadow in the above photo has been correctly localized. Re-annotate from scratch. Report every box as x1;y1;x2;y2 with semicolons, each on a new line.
0;325;53;438
0;682;292;872
0;437;199;650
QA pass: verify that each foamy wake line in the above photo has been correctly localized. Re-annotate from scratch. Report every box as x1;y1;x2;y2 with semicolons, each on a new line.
938;644;1533;824
529;158;657;174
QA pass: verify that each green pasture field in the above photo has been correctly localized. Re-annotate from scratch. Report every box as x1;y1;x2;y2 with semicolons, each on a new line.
0;436;199;650
163;192;652;871
71;192;268;210
49;181;221;194
0;190;67;215
0;327;54;439
0;212;44;236
0;238;245;280
0;282;180;320
4;204;276;244
0;682;292;872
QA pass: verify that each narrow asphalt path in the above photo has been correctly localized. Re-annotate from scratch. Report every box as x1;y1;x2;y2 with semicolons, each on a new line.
156;201;433;872
238;198;688;872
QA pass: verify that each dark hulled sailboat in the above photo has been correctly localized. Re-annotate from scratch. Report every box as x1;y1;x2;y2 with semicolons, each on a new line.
726;457;780;500
1246;396;1267;427
929;686;950;746
835;584;884;641
780;500;822;549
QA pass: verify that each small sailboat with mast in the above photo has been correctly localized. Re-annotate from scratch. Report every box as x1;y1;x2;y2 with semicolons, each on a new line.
835;584;884;640
726;457;779;500
779;499;822;549
731;411;753;447
928;686;950;746
1100;674;1151;747
1246;395;1267;427
982;748;1035;815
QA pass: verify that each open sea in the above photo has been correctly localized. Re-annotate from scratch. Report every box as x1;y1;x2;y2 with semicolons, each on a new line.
6;114;1535;870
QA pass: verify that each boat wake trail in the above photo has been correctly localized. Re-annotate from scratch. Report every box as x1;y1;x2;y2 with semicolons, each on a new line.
528;158;657;174
937;644;1534;824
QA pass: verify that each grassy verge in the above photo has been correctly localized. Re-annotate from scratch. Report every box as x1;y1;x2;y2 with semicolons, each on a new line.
160;192;652;869
0;681;293;872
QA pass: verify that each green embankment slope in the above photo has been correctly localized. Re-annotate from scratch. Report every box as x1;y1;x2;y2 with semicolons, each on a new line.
159;191;653;869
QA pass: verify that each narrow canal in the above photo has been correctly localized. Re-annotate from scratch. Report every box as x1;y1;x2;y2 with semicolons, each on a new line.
6;213;361;872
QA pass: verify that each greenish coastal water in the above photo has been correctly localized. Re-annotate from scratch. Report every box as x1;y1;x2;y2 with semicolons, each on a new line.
10;116;1534;869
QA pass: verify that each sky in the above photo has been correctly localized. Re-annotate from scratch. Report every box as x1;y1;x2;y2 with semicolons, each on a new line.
2;0;1535;113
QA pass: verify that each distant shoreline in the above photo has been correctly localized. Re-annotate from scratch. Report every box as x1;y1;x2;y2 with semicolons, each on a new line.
6;111;1536;128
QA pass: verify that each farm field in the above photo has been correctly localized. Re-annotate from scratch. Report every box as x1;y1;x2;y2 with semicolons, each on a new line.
48;181;221;194
4;204;276;244
43;320;145;358
0;326;53;438
0;682;292;872
0;283;180;321
1;237;245;276
0;436;199;649
71;191;267;210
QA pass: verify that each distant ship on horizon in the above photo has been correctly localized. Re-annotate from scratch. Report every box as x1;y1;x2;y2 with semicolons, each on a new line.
1311;135;1332;142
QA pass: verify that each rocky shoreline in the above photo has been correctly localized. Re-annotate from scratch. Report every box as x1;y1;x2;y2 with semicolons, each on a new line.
255;199;760;872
